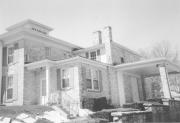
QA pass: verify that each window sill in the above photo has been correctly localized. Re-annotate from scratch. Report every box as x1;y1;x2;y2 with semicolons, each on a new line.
61;87;72;91
8;62;16;66
5;99;14;103
87;89;100;92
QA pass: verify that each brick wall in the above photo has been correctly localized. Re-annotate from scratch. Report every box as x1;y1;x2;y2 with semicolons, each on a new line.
23;69;40;105
111;43;140;65
79;63;111;108
24;40;72;63
144;76;163;100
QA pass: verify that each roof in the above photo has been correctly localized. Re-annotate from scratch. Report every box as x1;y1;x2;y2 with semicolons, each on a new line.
25;56;109;70
115;57;180;76
73;44;104;54
6;19;53;31
0;24;82;50
111;42;141;57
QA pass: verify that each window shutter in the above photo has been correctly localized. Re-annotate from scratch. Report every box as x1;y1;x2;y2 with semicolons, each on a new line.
97;49;100;56
57;69;61;90
99;70;103;92
1;76;6;103
81;66;87;90
13;74;18;100
85;52;89;59
69;68;74;88
14;43;19;50
3;47;7;66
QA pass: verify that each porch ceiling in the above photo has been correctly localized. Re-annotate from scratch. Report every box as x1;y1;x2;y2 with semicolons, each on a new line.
115;58;180;77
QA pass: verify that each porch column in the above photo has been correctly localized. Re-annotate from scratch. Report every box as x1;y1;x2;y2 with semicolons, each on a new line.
158;64;172;99
0;41;2;103
46;66;50;104
117;71;126;106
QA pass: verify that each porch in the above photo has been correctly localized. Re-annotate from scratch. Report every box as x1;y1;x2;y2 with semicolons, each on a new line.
24;58;81;117
115;58;180;106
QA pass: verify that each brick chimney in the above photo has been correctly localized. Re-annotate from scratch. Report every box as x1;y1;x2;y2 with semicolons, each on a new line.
103;26;113;43
103;26;113;64
93;30;102;45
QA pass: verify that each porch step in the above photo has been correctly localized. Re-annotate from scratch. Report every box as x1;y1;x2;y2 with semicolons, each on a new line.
58;105;70;114
51;105;68;118
52;104;78;119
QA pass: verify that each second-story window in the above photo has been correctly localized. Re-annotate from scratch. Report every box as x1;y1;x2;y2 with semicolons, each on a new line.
120;57;125;64
90;51;96;60
45;47;51;57
8;46;14;64
86;49;101;61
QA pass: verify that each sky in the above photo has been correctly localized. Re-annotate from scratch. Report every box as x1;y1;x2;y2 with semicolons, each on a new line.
0;0;180;51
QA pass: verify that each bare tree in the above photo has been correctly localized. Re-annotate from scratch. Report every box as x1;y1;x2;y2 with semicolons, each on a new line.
139;40;179;63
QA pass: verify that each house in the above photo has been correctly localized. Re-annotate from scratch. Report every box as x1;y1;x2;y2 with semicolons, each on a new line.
0;19;179;116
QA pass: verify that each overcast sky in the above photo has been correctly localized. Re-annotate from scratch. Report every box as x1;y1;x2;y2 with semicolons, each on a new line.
0;0;180;51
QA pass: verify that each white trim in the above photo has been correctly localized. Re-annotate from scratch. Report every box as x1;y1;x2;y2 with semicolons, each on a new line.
115;57;180;71
25;56;110;70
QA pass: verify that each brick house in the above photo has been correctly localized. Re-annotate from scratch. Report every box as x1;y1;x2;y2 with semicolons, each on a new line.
0;20;179;115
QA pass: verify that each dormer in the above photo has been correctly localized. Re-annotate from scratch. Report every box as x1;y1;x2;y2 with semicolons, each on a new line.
6;19;53;35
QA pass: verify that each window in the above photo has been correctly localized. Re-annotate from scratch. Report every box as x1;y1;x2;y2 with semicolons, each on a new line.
86;49;101;61
120;57;125;64
86;69;100;91
93;70;99;90
62;68;70;89
8;47;14;64
45;47;51;57
90;51;96;60
86;69;92;89
7;75;13;100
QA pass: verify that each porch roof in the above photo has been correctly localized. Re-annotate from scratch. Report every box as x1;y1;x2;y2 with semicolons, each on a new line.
25;56;109;70
115;58;180;77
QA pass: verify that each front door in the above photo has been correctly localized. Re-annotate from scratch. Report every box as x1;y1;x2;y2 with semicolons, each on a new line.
41;79;47;105
131;76;140;102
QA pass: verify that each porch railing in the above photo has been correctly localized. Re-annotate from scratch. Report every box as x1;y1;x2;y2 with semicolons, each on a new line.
48;91;79;117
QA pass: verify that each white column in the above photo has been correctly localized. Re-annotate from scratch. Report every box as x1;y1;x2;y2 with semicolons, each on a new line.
0;41;3;103
117;71;126;106
158;64;171;99
46;66;50;104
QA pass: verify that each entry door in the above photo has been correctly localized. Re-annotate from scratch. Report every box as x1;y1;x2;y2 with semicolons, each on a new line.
41;79;47;105
131;76;140;102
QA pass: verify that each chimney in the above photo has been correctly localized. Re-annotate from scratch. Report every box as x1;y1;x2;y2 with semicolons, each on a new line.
103;26;113;43
93;31;102;45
